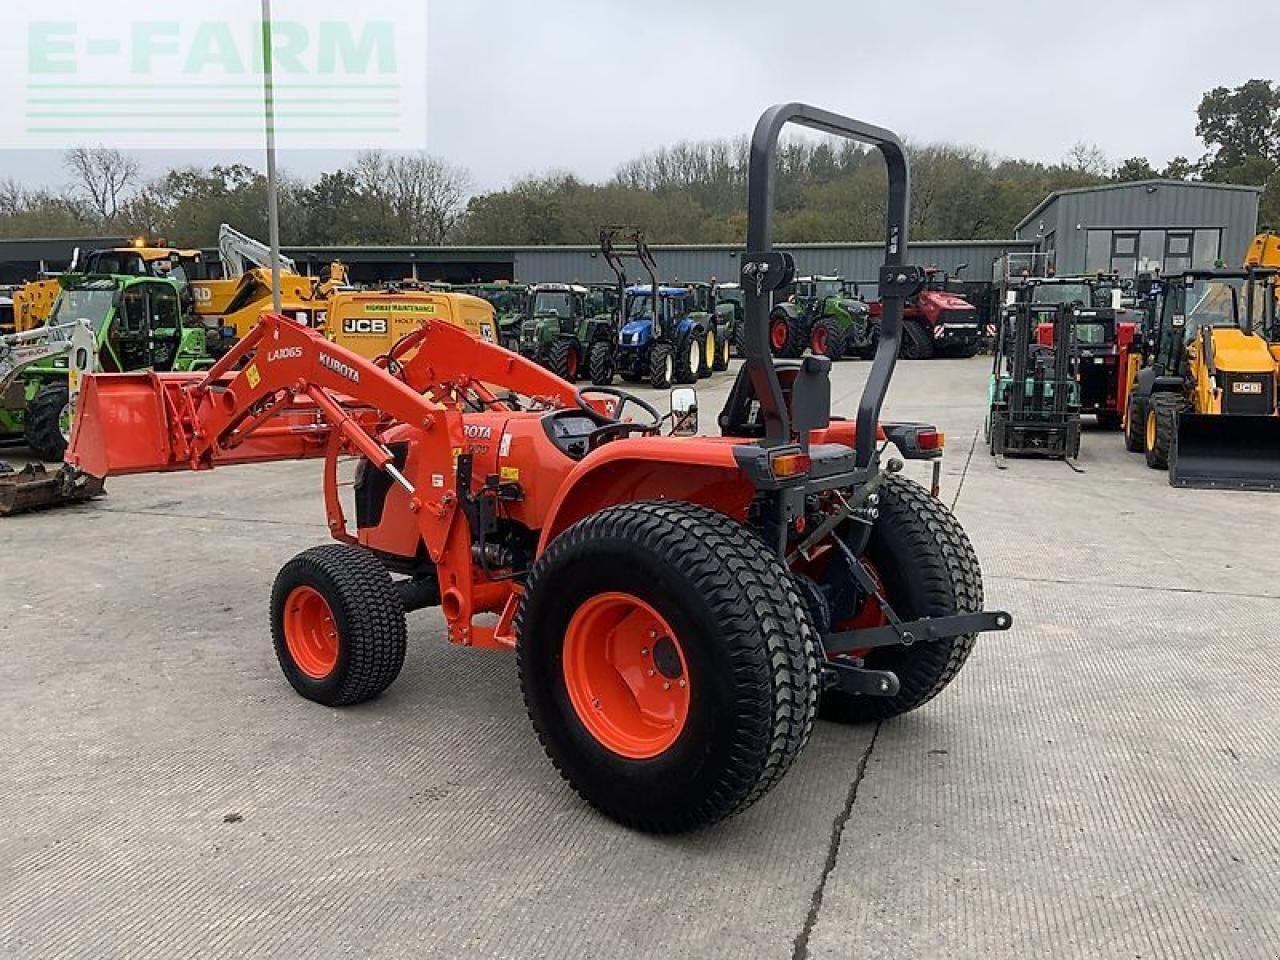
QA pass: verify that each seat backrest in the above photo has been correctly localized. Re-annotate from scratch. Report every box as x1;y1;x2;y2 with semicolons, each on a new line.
718;356;832;444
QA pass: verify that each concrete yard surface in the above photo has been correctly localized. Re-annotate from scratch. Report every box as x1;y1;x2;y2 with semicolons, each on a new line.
2;357;1278;959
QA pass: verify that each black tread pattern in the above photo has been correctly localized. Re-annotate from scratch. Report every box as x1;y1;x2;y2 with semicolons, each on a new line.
518;500;819;832
901;319;936;360
1124;393;1147;452
1145;393;1181;469
546;338;579;382
270;544;406;706
822;474;983;724
712;328;731;371
24;382;70;463
588;340;614;386
812;316;844;361
648;342;674;388
768;307;803;358
673;330;700;384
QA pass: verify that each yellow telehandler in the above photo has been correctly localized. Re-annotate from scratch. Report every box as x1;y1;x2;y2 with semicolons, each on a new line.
1124;268;1280;488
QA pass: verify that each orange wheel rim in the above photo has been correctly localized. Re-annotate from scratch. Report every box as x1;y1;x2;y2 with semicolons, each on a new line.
812;324;829;354
770;318;788;351
283;585;339;680
562;592;690;759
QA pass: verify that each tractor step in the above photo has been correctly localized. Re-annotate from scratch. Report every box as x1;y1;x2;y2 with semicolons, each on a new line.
0;463;105;516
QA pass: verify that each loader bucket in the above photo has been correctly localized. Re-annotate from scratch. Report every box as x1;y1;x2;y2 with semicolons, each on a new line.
1171;413;1280;490
0;463;105;516
67;372;189;478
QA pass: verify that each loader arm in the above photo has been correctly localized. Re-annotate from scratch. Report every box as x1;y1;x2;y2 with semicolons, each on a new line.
66;313;585;646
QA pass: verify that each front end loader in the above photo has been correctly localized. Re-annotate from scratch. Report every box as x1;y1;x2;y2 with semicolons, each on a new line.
1124;268;1280;489
66;104;1011;832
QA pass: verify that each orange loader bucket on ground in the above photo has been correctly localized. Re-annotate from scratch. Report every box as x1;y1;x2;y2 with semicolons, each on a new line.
1171;413;1280;491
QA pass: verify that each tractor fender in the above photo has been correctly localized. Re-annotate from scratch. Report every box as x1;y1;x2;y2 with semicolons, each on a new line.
536;437;754;554
772;301;803;322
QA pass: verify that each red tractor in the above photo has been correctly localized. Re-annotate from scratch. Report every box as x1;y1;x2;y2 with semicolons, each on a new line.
1025;276;1138;429
65;105;1010;832
869;267;981;359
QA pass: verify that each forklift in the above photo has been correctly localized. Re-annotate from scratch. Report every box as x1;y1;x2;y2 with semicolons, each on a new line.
987;299;1082;470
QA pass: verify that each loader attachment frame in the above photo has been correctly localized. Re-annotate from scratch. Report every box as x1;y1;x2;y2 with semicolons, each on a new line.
1171;412;1280;490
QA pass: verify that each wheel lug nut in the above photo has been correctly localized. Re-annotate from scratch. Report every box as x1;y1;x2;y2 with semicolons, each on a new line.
663;682;671;691
647;669;655;677
592;698;601;709
641;647;649;656
678;679;686;688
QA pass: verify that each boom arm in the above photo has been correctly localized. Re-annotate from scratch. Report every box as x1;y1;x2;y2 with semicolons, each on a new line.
218;223;298;277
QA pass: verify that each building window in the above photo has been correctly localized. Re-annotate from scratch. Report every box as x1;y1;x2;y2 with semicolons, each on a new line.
1111;233;1139;258
1166;232;1192;258
1193;229;1221;269
1086;230;1111;273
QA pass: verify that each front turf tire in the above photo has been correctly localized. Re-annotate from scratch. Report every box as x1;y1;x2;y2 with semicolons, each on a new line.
820;475;983;724
518;501;819;832
270;544;407;707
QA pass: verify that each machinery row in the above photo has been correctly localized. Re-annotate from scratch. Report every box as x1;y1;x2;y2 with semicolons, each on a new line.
985;232;1280;489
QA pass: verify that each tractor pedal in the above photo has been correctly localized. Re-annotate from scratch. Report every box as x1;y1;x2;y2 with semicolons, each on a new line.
1065;458;1086;474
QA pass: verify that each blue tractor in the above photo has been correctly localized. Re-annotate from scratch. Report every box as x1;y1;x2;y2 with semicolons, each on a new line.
601;226;708;389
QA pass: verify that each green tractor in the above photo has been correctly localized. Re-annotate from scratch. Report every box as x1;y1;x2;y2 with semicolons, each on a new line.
715;282;747;355
0;274;213;462
767;275;877;361
462;282;529;352
682;281;735;373
516;283;618;382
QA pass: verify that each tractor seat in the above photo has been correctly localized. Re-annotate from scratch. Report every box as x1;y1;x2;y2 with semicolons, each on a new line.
719;356;832;439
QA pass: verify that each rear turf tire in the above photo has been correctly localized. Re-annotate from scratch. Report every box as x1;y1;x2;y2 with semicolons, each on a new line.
24;382;71;463
270;544;407;707
819;475;983;724
519;501;819;832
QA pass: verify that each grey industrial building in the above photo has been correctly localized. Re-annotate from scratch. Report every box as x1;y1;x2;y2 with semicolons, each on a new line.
1014;179;1262;279
0;180;1260;288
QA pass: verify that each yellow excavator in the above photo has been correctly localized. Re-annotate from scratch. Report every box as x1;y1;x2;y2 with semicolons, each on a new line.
1124;267;1280;488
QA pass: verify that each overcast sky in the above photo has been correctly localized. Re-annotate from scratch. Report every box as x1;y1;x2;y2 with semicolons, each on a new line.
3;0;1278;193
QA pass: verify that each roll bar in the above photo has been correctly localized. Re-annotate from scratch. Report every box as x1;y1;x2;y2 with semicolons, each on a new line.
739;103;923;469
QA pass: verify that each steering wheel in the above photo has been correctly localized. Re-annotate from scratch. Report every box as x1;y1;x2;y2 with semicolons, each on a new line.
575;386;663;450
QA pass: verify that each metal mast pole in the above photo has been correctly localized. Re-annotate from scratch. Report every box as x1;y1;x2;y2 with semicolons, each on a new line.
261;0;283;312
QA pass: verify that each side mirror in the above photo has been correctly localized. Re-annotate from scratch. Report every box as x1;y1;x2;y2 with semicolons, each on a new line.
670;387;699;437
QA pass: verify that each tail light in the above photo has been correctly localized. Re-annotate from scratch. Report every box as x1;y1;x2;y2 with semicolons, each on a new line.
768;448;811;479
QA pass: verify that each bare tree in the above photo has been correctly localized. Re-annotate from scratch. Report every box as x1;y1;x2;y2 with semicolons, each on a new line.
1064;141;1111;177
354;151;471;244
64;146;141;223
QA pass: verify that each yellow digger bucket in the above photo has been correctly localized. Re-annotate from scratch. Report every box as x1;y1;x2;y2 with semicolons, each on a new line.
1171;413;1280;490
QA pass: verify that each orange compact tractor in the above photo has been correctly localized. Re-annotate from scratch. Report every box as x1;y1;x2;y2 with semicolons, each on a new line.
67;105;1010;832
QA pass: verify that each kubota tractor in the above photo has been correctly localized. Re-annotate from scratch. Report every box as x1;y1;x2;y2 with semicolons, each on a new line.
65;104;1010;832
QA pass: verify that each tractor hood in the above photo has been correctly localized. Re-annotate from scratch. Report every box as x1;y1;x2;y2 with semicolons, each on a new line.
620;317;653;345
919;290;974;312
